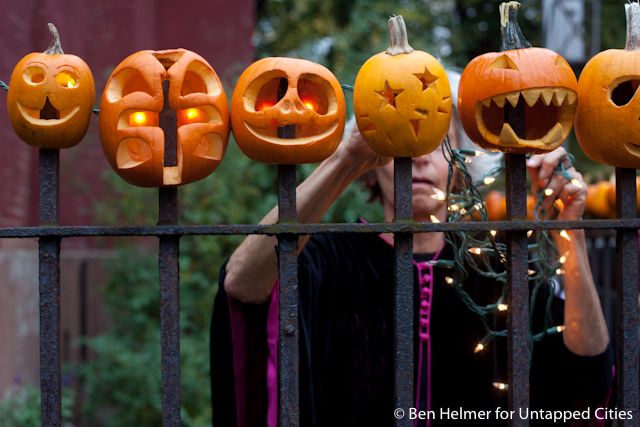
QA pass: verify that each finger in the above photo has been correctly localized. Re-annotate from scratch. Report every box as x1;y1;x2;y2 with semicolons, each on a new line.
537;148;568;185
540;174;570;217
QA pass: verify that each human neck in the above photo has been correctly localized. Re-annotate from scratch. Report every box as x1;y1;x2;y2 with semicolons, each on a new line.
380;204;446;254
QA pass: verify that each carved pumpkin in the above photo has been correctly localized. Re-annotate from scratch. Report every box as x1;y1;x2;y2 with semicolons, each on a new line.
458;2;578;154
230;57;345;164
575;3;640;168
7;23;95;149
354;16;451;157
99;48;229;187
484;190;535;221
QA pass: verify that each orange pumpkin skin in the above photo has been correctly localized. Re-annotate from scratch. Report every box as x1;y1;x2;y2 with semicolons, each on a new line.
231;57;346;164
353;51;451;157
458;48;578;154
353;16;451;157
575;50;640;168
100;49;229;187
585;181;616;219
7;26;95;149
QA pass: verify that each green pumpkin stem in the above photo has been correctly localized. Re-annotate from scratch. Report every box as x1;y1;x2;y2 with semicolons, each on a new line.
386;15;414;56
44;23;64;55
626;2;640;51
499;2;532;51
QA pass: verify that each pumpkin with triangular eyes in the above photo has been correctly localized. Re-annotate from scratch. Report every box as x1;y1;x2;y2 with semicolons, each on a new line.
575;2;640;168
458;3;578;154
354;16;452;157
7;23;95;149
99;48;229;187
231;57;346;164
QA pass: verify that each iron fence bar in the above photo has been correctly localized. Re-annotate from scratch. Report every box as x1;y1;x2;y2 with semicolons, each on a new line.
505;153;529;427
277;164;299;427
0;219;638;239
158;79;181;427
614;167;640;427
38;148;61;427
393;157;413;426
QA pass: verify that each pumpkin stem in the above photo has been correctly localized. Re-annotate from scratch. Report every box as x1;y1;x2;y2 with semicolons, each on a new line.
386;15;414;56
44;23;64;55
499;2;532;51
626;2;640;51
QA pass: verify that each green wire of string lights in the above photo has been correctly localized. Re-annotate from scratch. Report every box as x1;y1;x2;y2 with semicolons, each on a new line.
437;135;565;361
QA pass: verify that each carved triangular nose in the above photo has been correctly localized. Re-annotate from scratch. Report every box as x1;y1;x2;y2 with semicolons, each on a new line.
40;97;60;120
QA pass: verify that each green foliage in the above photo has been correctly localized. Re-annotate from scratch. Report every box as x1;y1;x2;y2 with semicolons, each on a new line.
0;385;74;427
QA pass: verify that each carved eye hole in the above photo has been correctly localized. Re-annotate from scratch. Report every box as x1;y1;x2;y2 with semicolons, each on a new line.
24;66;46;85
610;79;640;107
55;71;79;88
255;77;288;111
178;107;207;126
298;76;330;115
120;111;159;129
490;55;519;70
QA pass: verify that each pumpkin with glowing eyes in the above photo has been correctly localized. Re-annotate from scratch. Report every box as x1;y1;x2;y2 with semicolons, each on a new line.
230;57;346;164
354;15;452;157
458;3;578;154
99;48;229;187
575;3;640;168
7;23;95;149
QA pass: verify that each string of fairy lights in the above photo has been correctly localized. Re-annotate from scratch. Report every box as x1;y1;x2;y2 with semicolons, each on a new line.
435;136;573;391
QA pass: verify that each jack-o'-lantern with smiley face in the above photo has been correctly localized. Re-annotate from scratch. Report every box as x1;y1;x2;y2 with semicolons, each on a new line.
231;57;346;164
458;2;578;154
354;15;452;158
575;3;640;168
7;23;95;149
99;48;229;187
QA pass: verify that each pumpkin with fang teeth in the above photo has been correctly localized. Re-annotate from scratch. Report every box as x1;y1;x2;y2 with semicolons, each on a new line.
7;23;95;149
458;2;578;154
231;57;345;164
99;48;229;187
575;2;640;168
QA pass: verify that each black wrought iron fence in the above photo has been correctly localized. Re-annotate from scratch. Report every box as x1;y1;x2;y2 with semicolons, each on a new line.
4;91;639;427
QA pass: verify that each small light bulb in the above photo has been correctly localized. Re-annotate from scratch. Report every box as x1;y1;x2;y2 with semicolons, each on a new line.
474;343;485;353
430;215;440;223
493;382;508;391
430;188;446;201
560;230;571;241
570;178;583;189
465;157;473;164
449;204;460;212
460;208;467;215
475;150;485;157
445;276;454;285
484;177;496;185
556;268;565;275
527;230;533;238
490;230;497;237
498;304;508;312
544;188;554;197
469;247;482;255
556;325;565;333
528;269;536;276
559;255;567;264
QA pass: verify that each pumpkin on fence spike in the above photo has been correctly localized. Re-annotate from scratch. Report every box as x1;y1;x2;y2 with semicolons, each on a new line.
230;57;345;164
458;2;578;154
353;15;451;157
7;23;95;149
99;48;229;187
575;3;640;168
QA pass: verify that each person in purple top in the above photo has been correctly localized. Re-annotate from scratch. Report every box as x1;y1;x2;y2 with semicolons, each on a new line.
211;93;613;426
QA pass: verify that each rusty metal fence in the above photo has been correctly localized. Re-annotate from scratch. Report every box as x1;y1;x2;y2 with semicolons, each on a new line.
4;112;639;425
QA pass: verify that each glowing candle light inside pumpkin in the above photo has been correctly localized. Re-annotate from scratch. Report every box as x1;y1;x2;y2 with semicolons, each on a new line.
185;108;199;121
302;99;316;111
66;77;75;88
130;112;147;126
256;101;274;111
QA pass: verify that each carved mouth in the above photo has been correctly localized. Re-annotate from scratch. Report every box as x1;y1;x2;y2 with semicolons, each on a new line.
17;100;79;125
475;87;576;150
245;122;339;145
624;141;640;158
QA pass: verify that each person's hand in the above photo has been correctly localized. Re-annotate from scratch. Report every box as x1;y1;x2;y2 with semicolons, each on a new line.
334;122;392;174
526;147;586;221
